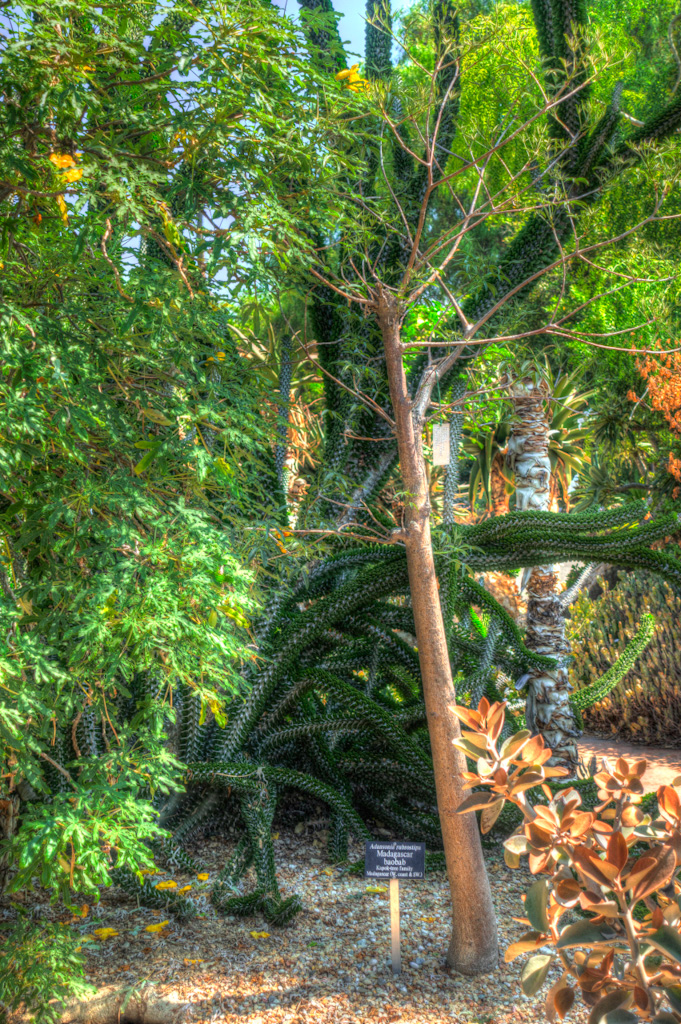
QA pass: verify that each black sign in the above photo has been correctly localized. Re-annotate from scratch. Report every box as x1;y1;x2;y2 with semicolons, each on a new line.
364;841;426;880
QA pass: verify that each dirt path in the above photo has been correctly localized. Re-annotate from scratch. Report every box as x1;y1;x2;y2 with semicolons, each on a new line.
578;734;681;791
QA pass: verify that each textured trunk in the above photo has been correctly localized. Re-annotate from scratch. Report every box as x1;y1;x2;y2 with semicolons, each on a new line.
507;378;579;772
490;449;510;516
0;792;19;893
378;293;498;975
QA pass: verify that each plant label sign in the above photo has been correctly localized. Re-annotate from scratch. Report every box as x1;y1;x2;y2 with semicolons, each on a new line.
431;423;450;466
364;841;426;880
364;841;426;977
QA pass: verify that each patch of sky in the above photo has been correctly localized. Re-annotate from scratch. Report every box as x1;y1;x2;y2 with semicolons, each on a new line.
274;0;420;65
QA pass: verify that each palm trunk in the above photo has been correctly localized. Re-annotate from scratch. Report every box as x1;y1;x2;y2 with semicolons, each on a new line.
507;377;580;772
378;292;498;976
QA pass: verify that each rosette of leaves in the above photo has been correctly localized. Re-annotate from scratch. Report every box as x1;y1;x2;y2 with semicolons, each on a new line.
452;697;681;1024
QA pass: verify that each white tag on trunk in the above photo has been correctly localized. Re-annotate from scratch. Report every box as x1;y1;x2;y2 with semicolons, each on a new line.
432;423;450;466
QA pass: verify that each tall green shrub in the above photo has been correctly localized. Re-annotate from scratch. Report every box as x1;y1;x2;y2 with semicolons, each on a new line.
0;1;334;1017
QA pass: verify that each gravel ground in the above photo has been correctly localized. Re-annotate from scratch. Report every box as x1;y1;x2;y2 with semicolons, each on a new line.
36;826;589;1024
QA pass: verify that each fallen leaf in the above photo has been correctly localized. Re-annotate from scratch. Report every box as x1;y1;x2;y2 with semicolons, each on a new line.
322;868;334;876
420;916;435;922
184;958;205;966
366;885;388;894
250;931;270;939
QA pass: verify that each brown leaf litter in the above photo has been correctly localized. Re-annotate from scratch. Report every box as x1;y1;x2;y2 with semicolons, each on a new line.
11;825;590;1024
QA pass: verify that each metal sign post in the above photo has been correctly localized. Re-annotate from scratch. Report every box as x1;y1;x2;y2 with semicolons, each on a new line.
364;841;426;978
390;877;401;975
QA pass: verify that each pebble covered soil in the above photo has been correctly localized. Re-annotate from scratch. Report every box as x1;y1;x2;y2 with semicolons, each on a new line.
19;826;590;1024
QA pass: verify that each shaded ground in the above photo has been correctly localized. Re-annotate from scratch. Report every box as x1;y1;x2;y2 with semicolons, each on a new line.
578;734;681;791
18;829;587;1024
13;738;680;1023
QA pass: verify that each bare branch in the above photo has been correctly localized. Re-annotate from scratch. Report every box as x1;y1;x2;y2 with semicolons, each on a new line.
298;335;396;430
101;220;134;304
308;267;370;305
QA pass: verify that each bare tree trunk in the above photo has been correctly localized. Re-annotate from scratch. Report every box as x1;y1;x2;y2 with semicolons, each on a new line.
378;292;498;975
506;377;580;772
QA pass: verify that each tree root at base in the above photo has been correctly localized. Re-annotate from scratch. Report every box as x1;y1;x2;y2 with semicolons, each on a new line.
55;984;188;1024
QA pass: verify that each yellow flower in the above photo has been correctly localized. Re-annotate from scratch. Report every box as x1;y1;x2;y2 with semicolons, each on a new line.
62;167;83;184
145;920;170;933
250;931;270;939
335;64;367;91
92;927;118;940
365;885;387;894
138;868;157;876
335;63;359;81
197;873;210;881
56;195;69;224
154;880;177;890
184;958;204;966
420;916;435;922
177;885;193;894
49;152;77;169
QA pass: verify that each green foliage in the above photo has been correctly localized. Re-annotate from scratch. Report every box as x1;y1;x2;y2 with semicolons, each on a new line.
2;0;681;1015
86;506;676;925
0;0;346;1010
0;917;92;1024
